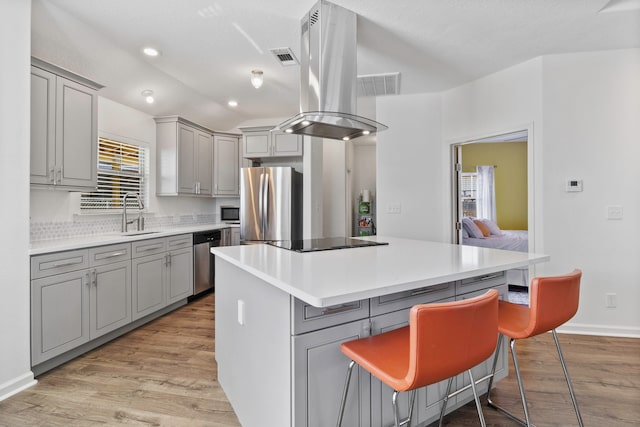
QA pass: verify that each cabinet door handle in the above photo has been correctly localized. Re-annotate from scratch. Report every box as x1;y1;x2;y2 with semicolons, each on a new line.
320;303;359;316
85;272;90;286
57;166;62;183
92;270;97;286
479;273;503;281
49;166;56;184
410;288;435;296
138;244;163;252
52;258;84;268
101;251;126;259
170;241;190;248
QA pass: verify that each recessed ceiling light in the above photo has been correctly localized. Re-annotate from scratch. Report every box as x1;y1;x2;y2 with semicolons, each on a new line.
285;129;293;133
362;130;370;135
228;100;238;107
342;136;350;141
143;47;160;57
301;120;310;126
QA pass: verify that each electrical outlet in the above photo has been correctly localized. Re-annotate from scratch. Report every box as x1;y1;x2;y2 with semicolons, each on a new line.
606;293;617;308
607;205;623;220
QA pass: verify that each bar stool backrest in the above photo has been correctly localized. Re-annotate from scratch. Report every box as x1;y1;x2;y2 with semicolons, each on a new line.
528;269;582;337
403;289;499;391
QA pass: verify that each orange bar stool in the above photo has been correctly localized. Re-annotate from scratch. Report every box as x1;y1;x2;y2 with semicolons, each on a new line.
336;289;499;427
487;269;584;427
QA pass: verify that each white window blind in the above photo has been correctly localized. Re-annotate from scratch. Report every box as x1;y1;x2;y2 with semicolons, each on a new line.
81;137;148;211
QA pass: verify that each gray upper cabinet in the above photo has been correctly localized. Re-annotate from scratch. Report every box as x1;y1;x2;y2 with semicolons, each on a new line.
241;126;303;159
213;134;240;196
155;116;213;197
30;59;101;190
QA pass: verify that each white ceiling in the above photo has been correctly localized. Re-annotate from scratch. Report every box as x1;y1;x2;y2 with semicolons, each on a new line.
31;0;640;132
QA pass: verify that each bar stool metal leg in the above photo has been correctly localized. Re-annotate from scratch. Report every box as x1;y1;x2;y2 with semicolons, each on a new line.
392;389;417;427
468;369;487;427
336;360;356;427
487;337;534;427
438;377;455;426
552;330;584;427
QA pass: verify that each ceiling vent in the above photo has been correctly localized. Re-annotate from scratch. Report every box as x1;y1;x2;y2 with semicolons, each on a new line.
270;48;299;67
357;72;401;97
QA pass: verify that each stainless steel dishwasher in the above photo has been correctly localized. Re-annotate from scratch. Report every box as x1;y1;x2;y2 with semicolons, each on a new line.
193;229;221;296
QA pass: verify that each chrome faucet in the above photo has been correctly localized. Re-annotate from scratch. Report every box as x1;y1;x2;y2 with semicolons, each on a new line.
122;192;144;232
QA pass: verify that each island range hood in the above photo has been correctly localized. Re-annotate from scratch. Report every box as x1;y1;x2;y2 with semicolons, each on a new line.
278;0;387;141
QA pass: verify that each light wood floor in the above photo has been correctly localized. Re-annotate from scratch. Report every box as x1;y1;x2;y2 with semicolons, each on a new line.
1;293;638;426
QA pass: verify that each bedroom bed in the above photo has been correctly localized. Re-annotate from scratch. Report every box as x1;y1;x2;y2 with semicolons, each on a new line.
461;218;530;286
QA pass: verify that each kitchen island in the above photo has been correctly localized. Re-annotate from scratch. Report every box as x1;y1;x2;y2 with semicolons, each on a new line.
211;236;549;427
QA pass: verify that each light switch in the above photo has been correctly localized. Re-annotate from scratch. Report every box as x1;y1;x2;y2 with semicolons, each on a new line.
387;203;401;214
607;205;623;220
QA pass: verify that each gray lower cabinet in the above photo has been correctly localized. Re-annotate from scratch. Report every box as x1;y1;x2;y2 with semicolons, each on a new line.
292;319;371;427
31;234;193;370
31;243;131;366
131;235;193;319
131;252;166;320
31;269;90;365
166;247;193;304
90;260;131;338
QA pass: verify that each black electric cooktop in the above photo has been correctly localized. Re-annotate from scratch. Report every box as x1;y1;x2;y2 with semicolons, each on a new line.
267;237;388;253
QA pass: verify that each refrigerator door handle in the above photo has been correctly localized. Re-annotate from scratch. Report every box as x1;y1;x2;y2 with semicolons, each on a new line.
262;172;269;234
258;172;265;238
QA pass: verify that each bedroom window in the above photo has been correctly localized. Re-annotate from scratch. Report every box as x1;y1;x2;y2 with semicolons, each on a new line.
461;172;477;217
80;137;148;211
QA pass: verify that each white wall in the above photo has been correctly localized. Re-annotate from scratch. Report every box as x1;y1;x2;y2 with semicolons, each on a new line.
376;93;444;241
439;51;639;336
0;0;37;400
540;49;640;335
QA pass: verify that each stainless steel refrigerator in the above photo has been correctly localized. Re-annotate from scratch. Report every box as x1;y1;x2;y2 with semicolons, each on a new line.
240;167;302;243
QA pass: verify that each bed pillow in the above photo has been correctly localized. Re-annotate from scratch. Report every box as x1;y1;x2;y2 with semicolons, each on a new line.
462;227;469;238
473;220;491;237
481;219;503;236
462;217;484;238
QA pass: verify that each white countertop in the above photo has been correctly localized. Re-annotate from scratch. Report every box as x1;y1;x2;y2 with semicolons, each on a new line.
211;236;550;307
29;223;239;255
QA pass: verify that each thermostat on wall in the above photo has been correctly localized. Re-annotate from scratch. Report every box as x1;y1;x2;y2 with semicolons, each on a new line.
566;179;583;192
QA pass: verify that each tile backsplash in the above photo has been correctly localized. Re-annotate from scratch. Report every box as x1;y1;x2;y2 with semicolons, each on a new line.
30;213;218;242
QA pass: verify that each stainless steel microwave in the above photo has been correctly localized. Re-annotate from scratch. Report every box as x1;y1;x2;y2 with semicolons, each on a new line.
220;206;240;223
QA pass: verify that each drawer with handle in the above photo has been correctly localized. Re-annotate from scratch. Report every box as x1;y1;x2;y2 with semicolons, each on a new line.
370;281;455;316
292;297;370;335
456;271;506;296
89;243;131;267
167;234;192;250
31;249;89;279
131;238;167;258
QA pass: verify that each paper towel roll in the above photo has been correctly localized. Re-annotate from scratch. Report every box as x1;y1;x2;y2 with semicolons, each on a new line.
362;189;370;202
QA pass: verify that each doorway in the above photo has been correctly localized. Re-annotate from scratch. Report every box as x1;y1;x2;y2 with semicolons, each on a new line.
452;129;533;290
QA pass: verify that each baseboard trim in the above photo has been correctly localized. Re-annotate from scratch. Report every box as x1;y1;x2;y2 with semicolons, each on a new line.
0;371;37;401
557;323;640;338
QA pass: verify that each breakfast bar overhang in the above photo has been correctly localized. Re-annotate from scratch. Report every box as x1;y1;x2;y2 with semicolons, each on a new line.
211;237;549;427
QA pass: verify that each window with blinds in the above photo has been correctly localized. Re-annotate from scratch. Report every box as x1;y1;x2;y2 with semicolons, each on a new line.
461;172;477;217
81;137;148;211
